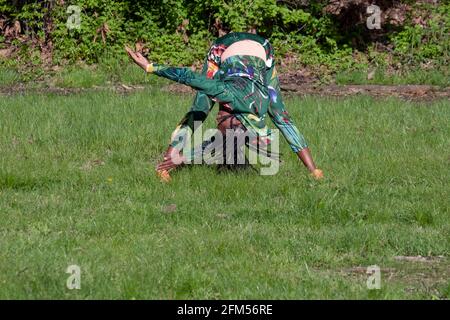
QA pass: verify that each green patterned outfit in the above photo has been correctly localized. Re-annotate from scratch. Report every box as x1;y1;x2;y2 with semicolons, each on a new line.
157;32;308;154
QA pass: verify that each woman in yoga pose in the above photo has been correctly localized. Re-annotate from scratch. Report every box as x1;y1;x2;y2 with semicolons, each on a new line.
126;32;323;181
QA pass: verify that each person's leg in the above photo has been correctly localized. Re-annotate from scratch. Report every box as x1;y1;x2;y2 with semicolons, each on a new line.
152;64;237;176
168;62;218;151
157;47;222;174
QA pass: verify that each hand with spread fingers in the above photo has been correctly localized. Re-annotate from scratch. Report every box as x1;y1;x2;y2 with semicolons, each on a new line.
125;46;152;72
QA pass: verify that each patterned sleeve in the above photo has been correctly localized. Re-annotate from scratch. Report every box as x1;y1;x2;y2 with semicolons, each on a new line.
266;66;308;153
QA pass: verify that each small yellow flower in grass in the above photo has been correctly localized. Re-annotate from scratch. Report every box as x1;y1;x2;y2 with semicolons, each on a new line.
107;177;113;183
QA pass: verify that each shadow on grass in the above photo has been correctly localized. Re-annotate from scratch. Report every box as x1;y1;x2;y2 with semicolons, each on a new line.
0;173;61;191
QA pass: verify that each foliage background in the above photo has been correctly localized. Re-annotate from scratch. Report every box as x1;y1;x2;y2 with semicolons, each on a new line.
0;0;448;83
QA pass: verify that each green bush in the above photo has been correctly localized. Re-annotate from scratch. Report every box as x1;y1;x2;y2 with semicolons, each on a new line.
391;3;449;65
0;0;448;84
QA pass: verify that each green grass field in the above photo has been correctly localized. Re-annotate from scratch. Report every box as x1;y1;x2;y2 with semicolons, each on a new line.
0;89;449;299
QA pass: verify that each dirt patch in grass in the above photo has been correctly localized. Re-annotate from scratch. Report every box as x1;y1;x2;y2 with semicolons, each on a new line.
281;83;450;101
339;257;449;299
159;77;450;101
1;81;449;101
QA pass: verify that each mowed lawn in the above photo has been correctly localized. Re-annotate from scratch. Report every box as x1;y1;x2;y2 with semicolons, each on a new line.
0;89;448;299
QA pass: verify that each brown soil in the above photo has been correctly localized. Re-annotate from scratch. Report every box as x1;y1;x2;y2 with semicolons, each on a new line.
161;81;450;101
1;82;449;101
281;83;450;101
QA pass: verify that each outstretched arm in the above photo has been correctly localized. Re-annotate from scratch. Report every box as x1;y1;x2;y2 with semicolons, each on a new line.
267;66;323;179
126;46;233;103
269;104;322;178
